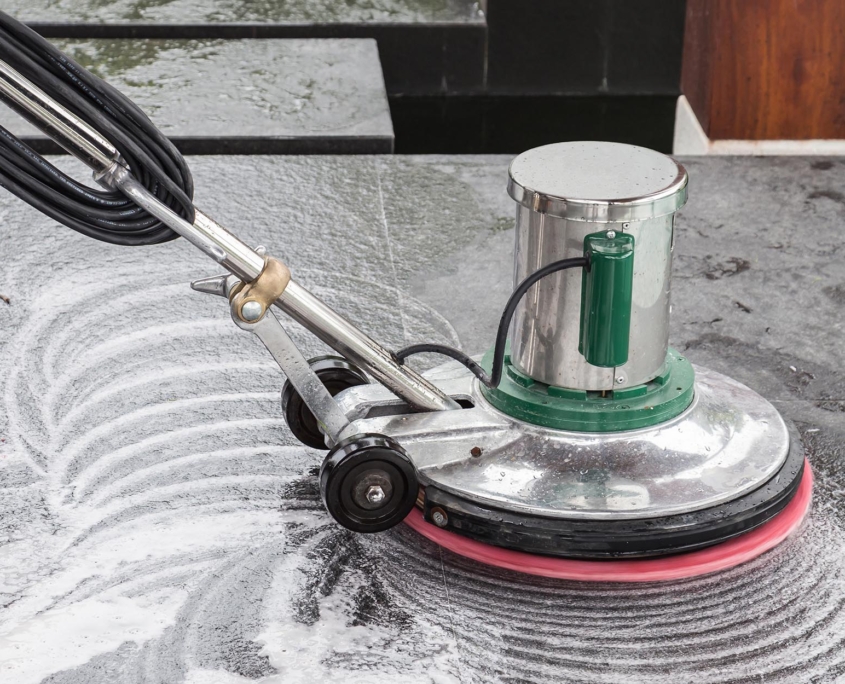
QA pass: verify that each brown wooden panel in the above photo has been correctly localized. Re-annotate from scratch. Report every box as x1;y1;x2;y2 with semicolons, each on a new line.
682;0;845;140
681;0;715;135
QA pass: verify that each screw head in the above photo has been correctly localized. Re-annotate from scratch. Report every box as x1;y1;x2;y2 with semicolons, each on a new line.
470;446;482;458
606;230;617;239
365;485;386;506
431;507;448;528
616;376;625;384
240;300;264;321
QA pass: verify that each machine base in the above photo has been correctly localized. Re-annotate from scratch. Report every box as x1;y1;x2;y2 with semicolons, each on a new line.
419;430;805;558
335;359;802;561
404;460;813;582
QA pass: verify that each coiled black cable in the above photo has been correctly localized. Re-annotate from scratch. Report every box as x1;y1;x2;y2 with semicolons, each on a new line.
0;11;193;245
396;256;590;388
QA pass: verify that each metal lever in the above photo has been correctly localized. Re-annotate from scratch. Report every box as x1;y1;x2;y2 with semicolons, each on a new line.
193;271;352;447
231;308;352;447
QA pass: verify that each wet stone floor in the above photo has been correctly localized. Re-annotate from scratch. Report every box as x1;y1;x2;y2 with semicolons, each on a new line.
8;0;485;25
0;39;394;154
0;155;844;683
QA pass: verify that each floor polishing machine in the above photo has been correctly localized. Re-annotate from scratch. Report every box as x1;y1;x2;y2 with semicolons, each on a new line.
0;13;811;582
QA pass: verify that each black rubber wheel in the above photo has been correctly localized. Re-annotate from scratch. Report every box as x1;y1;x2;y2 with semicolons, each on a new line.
320;433;419;533
282;356;369;449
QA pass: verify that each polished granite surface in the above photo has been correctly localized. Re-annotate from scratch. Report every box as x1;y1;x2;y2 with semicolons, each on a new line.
0;155;843;683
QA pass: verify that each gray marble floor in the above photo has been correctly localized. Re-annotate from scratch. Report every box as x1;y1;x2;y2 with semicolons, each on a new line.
0;155;844;683
1;39;393;154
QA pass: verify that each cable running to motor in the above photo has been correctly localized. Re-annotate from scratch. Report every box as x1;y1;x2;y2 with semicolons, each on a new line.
0;11;193;246
396;256;590;388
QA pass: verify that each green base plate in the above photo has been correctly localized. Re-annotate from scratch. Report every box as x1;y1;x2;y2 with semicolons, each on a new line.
480;348;695;432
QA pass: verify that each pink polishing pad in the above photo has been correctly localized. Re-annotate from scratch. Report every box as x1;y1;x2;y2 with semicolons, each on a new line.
404;459;813;583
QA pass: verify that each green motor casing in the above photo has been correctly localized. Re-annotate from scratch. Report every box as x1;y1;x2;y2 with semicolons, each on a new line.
578;231;635;368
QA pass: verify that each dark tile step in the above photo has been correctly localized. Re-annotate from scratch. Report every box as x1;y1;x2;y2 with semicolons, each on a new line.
389;94;678;154
1;38;394;155
8;0;487;95
485;0;686;96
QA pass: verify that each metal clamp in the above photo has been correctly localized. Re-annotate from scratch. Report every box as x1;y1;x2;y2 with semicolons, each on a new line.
230;256;291;323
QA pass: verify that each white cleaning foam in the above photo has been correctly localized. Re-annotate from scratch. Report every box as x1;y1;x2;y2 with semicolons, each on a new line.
0;590;185;684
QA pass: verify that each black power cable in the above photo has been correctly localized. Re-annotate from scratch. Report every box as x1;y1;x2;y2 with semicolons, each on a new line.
396;256;590;388
0;11;193;245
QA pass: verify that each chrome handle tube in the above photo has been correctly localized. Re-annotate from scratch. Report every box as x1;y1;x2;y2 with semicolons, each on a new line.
108;165;266;279
111;169;459;411
0;59;118;171
277;282;460;412
0;57;460;412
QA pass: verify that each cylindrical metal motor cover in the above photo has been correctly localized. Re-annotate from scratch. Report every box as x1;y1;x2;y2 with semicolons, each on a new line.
508;141;688;391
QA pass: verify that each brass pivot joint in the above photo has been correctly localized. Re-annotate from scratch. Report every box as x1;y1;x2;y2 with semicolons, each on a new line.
230;256;291;322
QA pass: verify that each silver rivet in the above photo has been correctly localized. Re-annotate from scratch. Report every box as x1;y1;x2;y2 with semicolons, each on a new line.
606;230;617;239
240;301;263;321
431;508;448;527
365;485;386;505
616;376;625;384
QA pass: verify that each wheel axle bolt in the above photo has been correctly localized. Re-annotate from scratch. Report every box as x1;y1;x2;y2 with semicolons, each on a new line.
240;300;263;321
431;507;448;528
366;485;386;505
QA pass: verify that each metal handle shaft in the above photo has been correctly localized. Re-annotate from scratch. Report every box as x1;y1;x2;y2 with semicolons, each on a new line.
0;57;459;412
0;59;117;171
